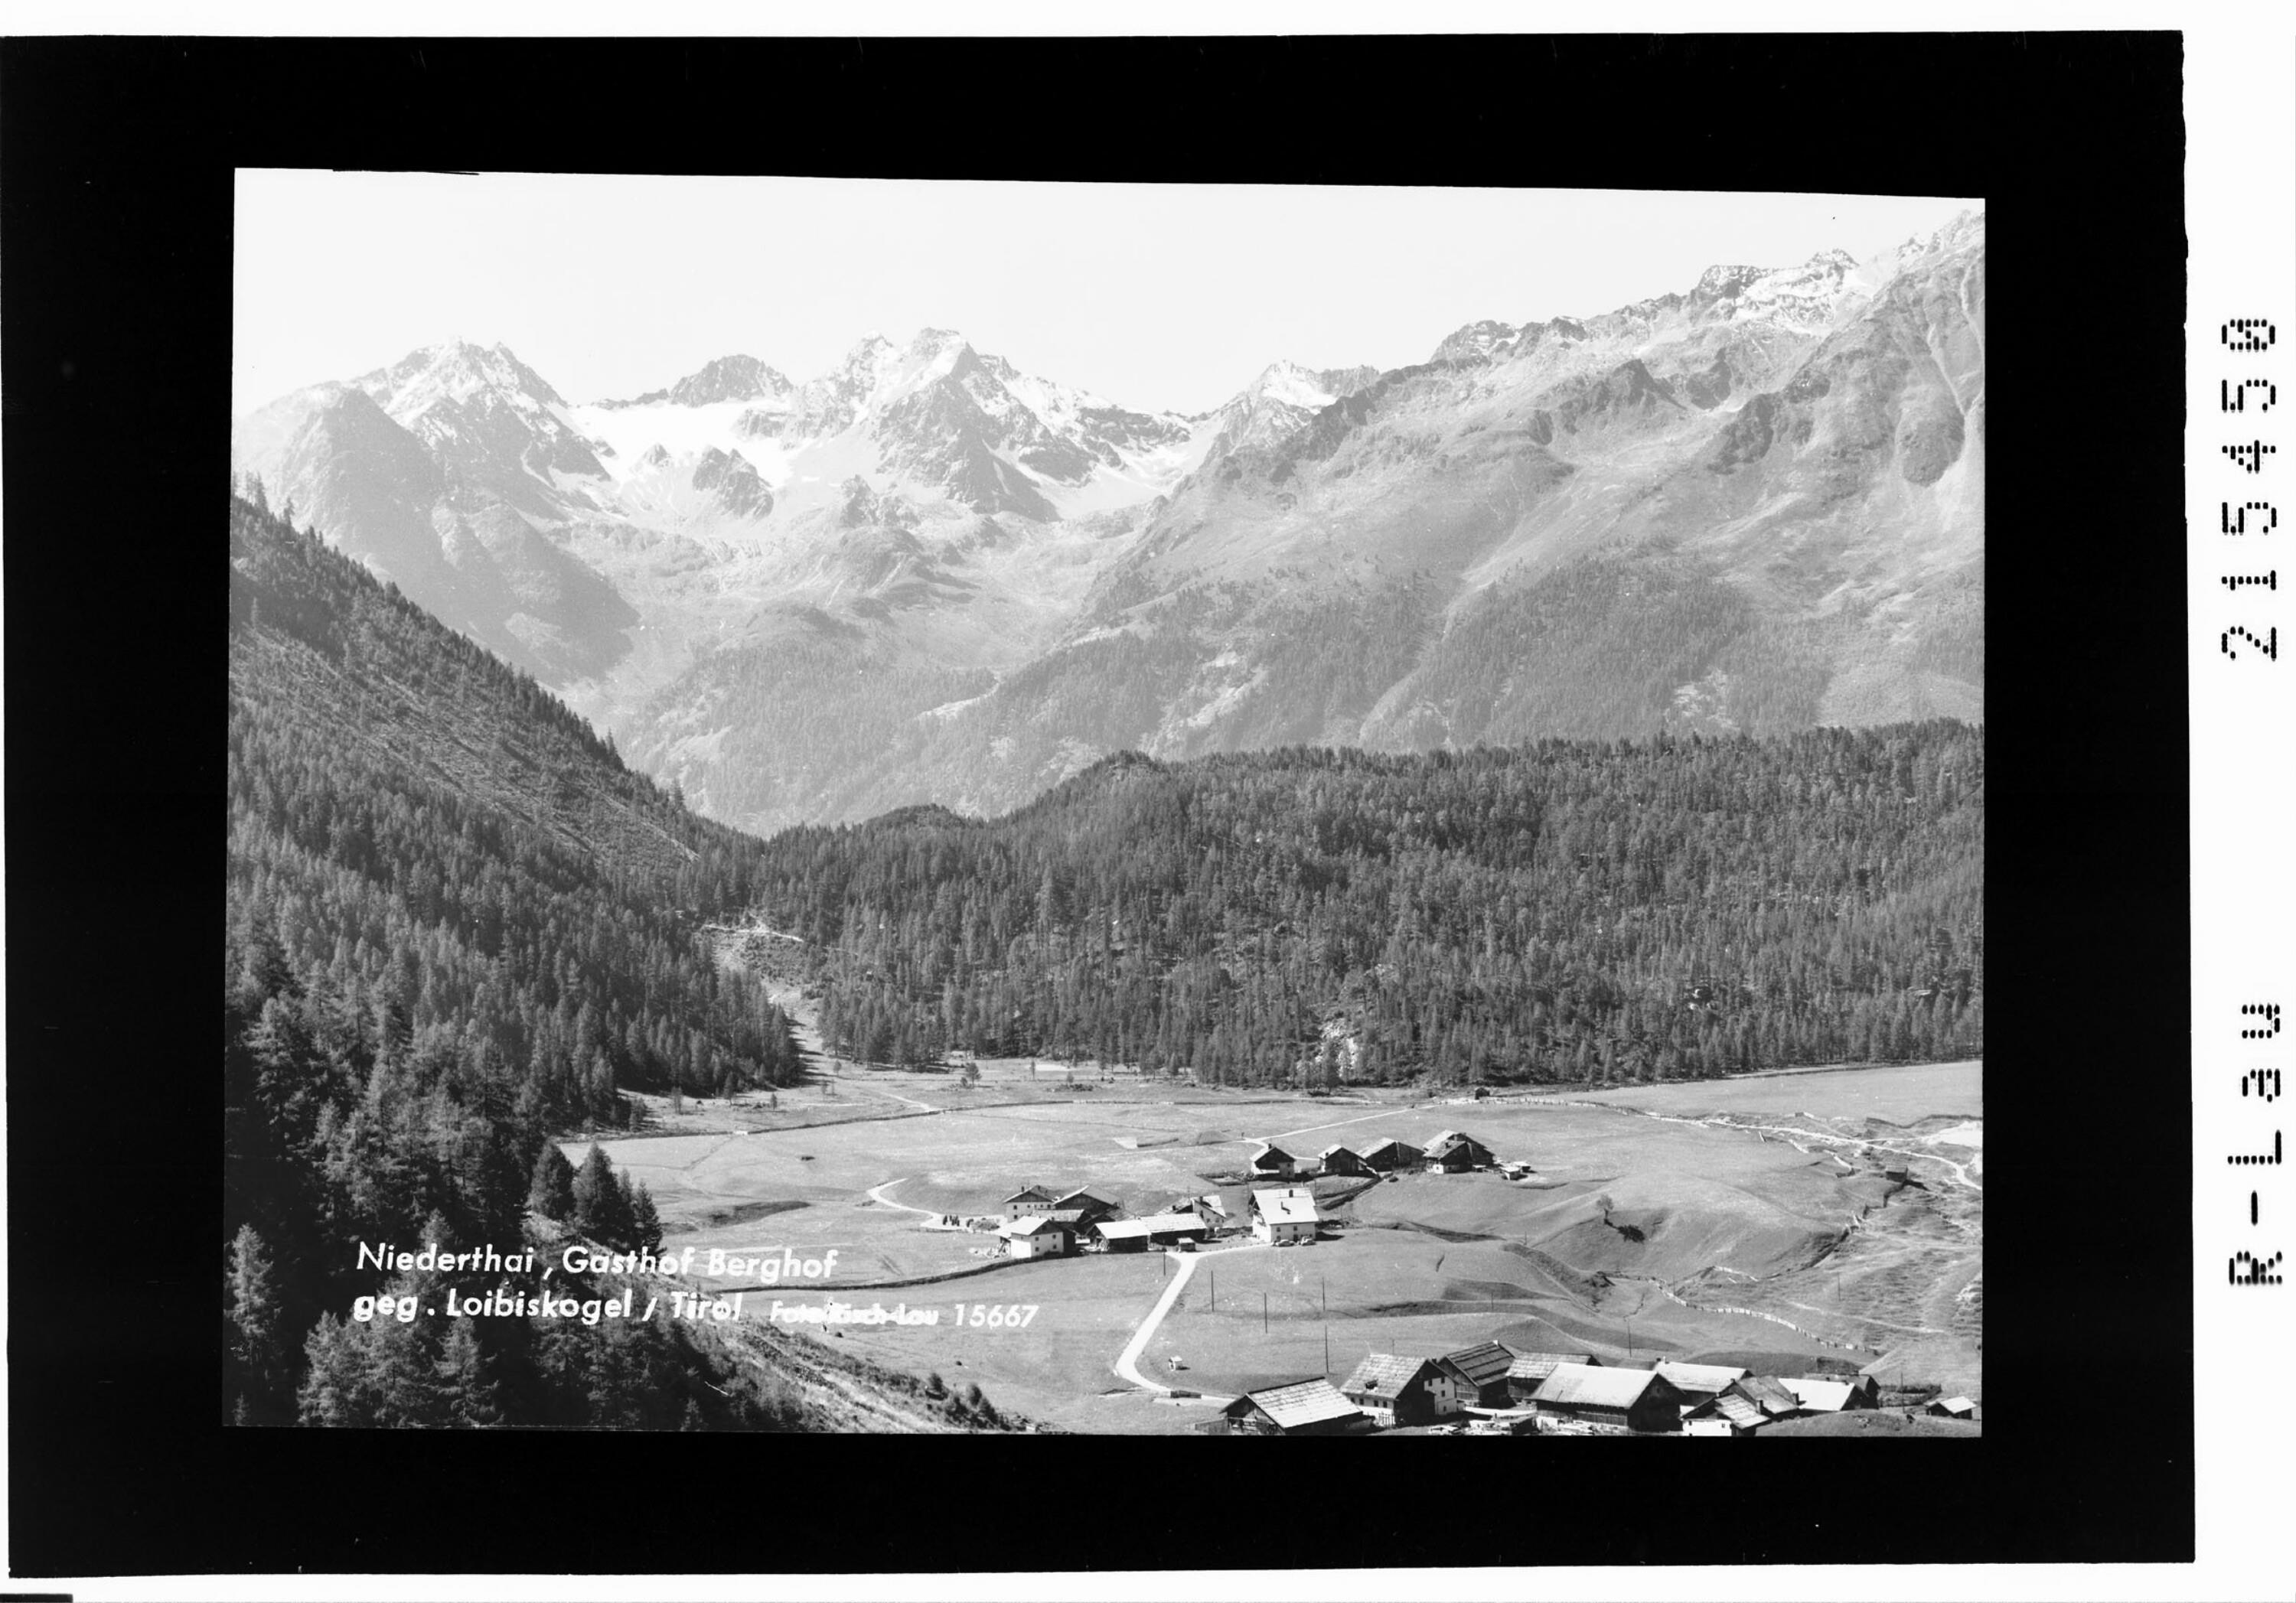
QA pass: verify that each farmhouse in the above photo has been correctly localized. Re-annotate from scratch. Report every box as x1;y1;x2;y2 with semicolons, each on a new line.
1530;1364;1692;1433
1727;1375;1805;1420
1337;1354;1446;1427
1778;1375;1880;1413
1505;1352;1597;1406
1219;1378;1365;1436
1424;1132;1497;1172
1248;1187;1321;1245
1358;1138;1424;1173
1051;1188;1120;1223
1316;1145;1372;1178
1092;1213;1213;1252
1652;1361;1750;1399
996;1216;1075;1259
1429;1341;1518;1409
1684;1391;1773;1434
1247;1142;1297;1179
1003;1185;1057;1216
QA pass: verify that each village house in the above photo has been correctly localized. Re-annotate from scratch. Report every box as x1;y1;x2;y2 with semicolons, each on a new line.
1248;1186;1321;1245
1316;1145;1372;1178
1051;1188;1120;1225
1337;1354;1446;1428
1652;1360;1750;1400
1683;1390;1773;1434
1003;1184;1057;1217
1358;1137;1424;1174
996;1215;1075;1259
1429;1341;1518;1409
1725;1374;1805;1422
1218;1378;1365;1435
1247;1142;1297;1179
1778;1375;1881;1413
1505;1352;1597;1406
1530;1364;1693;1433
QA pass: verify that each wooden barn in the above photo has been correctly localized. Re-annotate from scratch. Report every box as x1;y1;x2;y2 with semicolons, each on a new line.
1727;1375;1805;1420
1249;1187;1321;1245
1337;1354;1447;1427
1779;1375;1881;1413
1316;1145;1372;1178
1219;1379;1365;1436
1247;1143;1297;1179
1684;1391;1773;1434
1430;1341;1519;1409
1652;1361;1750;1400
1051;1188;1120;1225
1424;1132;1498;1172
1505;1352;1597;1406
1093;1213;1212;1252
1358;1138;1424;1174
1530;1364;1691;1433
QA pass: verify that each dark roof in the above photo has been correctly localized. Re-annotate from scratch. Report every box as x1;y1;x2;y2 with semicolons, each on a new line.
1436;1341;1517;1390
1053;1188;1117;1210
1733;1375;1803;1416
1004;1185;1054;1204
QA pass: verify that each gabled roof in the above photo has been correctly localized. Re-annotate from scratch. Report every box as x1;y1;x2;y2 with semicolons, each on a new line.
1339;1354;1438;1398
1935;1396;1976;1415
1003;1185;1055;1204
1779;1377;1867;1412
1251;1188;1320;1225
1358;1137;1424;1158
1052;1188;1117;1210
998;1215;1072;1237
1505;1351;1596;1383
1094;1213;1211;1240
1248;1142;1295;1167
1434;1341;1517;1390
1235;1378;1361;1430
1653;1361;1750;1394
1733;1375;1802;1416
1317;1145;1362;1160
1532;1364;1675;1409
1711;1393;1769;1430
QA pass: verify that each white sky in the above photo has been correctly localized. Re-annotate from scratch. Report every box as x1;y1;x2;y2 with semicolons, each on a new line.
233;171;1977;418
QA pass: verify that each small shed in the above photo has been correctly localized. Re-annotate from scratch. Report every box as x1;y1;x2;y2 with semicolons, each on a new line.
1358;1138;1424;1174
1219;1378;1365;1436
1430;1341;1518;1409
1249;1187;1321;1245
1927;1396;1978;1420
997;1216;1075;1259
1316;1145;1372;1178
1505;1352;1597;1406
1338;1354;1446;1427
1531;1364;1691;1433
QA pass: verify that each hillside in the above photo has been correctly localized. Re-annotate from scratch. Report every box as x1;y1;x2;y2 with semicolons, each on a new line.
745;724;1983;1087
232;214;1985;836
225;494;1015;1429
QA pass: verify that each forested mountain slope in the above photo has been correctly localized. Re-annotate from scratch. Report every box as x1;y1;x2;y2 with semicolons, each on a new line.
755;727;1982;1087
226;493;850;1428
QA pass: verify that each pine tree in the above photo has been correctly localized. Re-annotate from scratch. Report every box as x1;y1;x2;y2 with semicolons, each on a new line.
528;1141;576;1220
224;1223;291;1425
630;1181;664;1253
571;1143;620;1242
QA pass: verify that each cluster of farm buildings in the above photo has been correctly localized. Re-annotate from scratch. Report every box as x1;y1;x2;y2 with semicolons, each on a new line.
984;1129;1510;1260
1220;1347;1980;1437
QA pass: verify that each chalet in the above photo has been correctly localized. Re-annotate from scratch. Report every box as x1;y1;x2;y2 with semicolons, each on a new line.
1927;1396;1978;1420
1727;1375;1805;1420
1051;1189;1120;1223
1684;1391;1772;1434
1424;1132;1497;1172
1530;1364;1692;1433
1430;1341;1518;1409
1779;1375;1881;1413
1247;1143;1297;1179
1316;1145;1372;1178
1652;1361;1750;1399
1248;1187;1321;1245
997;1216;1074;1259
1358;1138;1424;1174
1504;1352;1596;1406
1337;1354;1446;1427
1092;1213;1213;1252
1003;1185;1057;1217
1218;1378;1365;1436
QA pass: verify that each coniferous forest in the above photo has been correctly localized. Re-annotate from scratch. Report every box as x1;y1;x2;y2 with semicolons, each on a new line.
225;493;807;1427
765;728;1982;1089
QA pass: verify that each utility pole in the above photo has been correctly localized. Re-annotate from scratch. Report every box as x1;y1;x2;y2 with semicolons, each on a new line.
1261;1291;1267;1336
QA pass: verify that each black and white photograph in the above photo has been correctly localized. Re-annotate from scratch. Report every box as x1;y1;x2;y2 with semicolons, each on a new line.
224;171;1986;1438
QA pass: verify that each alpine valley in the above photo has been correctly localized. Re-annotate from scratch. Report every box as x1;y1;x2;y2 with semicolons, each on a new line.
233;212;1984;837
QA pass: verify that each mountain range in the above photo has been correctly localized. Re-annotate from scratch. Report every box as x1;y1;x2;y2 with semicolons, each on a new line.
232;211;1984;836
